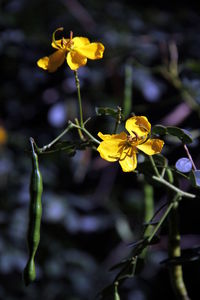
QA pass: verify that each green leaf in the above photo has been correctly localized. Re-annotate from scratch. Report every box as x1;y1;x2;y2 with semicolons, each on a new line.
161;255;200;266
95;106;124;120
167;126;193;144
161;247;200;265
42;140;93;156
152;125;167;135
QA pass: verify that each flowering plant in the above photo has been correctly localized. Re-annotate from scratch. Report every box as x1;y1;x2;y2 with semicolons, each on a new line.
23;28;200;300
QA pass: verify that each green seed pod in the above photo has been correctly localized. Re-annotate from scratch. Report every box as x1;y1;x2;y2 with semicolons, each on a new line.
23;138;43;286
114;282;120;300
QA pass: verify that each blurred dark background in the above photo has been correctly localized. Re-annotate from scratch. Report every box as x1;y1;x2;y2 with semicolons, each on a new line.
1;0;200;299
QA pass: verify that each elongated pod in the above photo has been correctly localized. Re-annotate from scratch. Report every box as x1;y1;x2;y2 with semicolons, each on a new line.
23;138;43;286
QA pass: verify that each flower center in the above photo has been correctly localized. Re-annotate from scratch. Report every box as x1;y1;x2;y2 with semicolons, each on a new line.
61;31;74;50
126;131;149;147
127;132;138;143
52;28;74;51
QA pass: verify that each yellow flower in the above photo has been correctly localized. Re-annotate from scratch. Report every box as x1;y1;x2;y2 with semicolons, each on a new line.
37;28;105;72
97;116;164;172
0;126;7;145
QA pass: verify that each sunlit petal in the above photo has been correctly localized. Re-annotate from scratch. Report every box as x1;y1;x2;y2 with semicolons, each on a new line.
72;37;90;48
98;132;127;141
67;51;87;70
119;150;137;172
97;132;127;162
137;138;164;155
76;43;104;59
125;116;151;138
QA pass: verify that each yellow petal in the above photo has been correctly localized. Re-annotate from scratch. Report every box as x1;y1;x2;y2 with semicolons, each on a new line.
72;37;90;48
119;150;137;172
37;56;49;70
125;116;151;138
137;138;164;155
76;43;104;60
97;132;127;162
66;51;87;70
98;132;127;141
98;132;114;141
37;50;66;72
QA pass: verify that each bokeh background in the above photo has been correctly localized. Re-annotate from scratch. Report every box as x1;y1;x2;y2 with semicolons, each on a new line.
1;0;200;299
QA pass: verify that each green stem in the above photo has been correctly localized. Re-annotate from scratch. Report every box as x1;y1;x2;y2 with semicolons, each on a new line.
40;122;73;152
39;120;100;154
168;201;190;300
74;70;84;128
143;183;154;237
149;156;160;177
147;199;177;244
75;117;85;141
167;170;191;300
152;175;195;199
141;183;154;257
113;106;122;134
69;121;100;145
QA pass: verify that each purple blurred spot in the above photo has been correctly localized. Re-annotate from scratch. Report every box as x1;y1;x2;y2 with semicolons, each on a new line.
132;69;164;102
45;200;66;221
48;103;67;127
161;103;191;126
142;80;160;102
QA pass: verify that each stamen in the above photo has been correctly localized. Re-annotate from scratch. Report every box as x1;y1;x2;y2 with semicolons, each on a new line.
62;31;74;49
127;131;138;143
70;31;73;40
